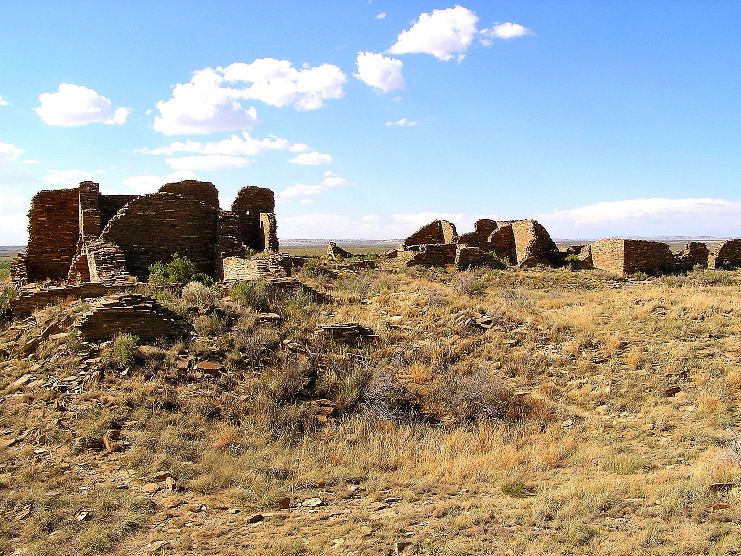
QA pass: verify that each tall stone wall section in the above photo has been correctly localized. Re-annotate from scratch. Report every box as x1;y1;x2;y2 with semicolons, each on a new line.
511;220;559;267
25;189;80;282
458;219;498;249
711;239;741;269
674;242;709;271
590;239;625;275
231;186;276;252
100;189;218;280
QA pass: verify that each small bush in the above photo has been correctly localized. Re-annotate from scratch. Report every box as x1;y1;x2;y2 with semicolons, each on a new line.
113;333;139;366
452;271;487;297
231;279;271;311
360;370;421;423
148;253;213;286
182;281;219;309
0;283;16;316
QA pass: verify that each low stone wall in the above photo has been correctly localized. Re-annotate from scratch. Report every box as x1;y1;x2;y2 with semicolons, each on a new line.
11;283;130;318
406;244;457;267
74;294;192;342
512;220;559;267
711;239;741;269
222;256;290;281
454;246;505;270
592;239;675;276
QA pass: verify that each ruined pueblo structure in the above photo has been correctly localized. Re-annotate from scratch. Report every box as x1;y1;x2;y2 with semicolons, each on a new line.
10;180;279;317
12;180;278;287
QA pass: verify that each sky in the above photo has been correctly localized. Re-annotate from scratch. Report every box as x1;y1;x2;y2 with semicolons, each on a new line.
1;1;741;244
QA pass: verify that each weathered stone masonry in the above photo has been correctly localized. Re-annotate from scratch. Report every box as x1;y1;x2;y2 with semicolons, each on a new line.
12;180;279;286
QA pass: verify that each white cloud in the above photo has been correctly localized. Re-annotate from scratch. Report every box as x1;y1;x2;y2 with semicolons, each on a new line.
0;187;30;244
389;5;478;61
0;95;8;107
537;197;741;239
153;69;258;136
222;58;347;111
376;11;387;20
35;83;129;127
153;59;346;135
289;151;332;165
44;168;95;187
166;154;251;171
385;117;417;127
122;170;199;195
480;22;531;44
355;52;405;92
22;159;40;165
277;171;349;202
0;141;24;161
322;170;348;187
140;132;296;157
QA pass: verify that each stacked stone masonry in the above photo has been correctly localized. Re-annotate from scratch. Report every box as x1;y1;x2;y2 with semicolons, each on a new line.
591;239;674;276
403;220;458;248
74;294;192;342
454;246;505;270
710;239;741;269
673;242;710;271
12;180;279;286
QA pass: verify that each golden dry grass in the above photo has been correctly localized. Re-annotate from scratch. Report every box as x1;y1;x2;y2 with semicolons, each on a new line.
0;262;740;555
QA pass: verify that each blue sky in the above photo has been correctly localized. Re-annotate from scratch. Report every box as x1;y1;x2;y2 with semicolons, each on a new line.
1;1;740;244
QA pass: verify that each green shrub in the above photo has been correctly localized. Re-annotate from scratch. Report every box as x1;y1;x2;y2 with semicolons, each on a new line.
1;284;16;316
113;333;139;366
148;253;213;286
230;279;271;311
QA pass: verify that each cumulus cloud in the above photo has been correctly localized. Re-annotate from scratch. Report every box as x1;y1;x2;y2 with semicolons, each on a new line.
537;197;741;239
153;59;346;135
122;170;199;195
166;154;251;171
355;52;405;92
376;12;387;20
0;187;30;244
35;84;129;127
153;69;258;136
0;141;24;161
289;151;332;165
140;132;294;157
385;117;417;127
223;58;347;111
277;170;349;202
0;95;8;107
44;168;95;187
480;22;531;45
389;5;479;61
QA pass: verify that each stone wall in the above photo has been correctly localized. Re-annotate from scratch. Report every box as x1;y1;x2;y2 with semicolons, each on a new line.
10;283;128;318
511;220;559;267
232;186;276;251
406;244;457;267
260;212;279;252
487;223;517;264
674;242;709;271
458;219;498;249
86;240;134;285
591;239;675;276
74;294;192;342
98;194;138;225
10;251;28;286
25;189;80;282
100;185;219;280
222;256;290;281
403;220;458;248
454;246;505;270
710;239;741;269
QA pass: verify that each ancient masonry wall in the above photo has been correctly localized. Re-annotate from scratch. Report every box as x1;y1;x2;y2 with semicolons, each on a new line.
231;186;277;251
488;224;516;264
10;282;128;318
511;220;559;267
406;244;458;267
403;220;458;247
454;246;504;270
711;239;741;269
458;219;499;249
25;189;80;282
591;239;675;275
590;239;625;275
674;242;709;271
222;256;290;281
100;189;218;279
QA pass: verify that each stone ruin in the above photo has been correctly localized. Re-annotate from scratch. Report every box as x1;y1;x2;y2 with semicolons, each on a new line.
399;217;741;276
402;218;560;269
9;180;279;316
11;180;278;287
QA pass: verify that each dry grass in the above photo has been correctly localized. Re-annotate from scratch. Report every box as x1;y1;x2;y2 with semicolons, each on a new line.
0;263;740;554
